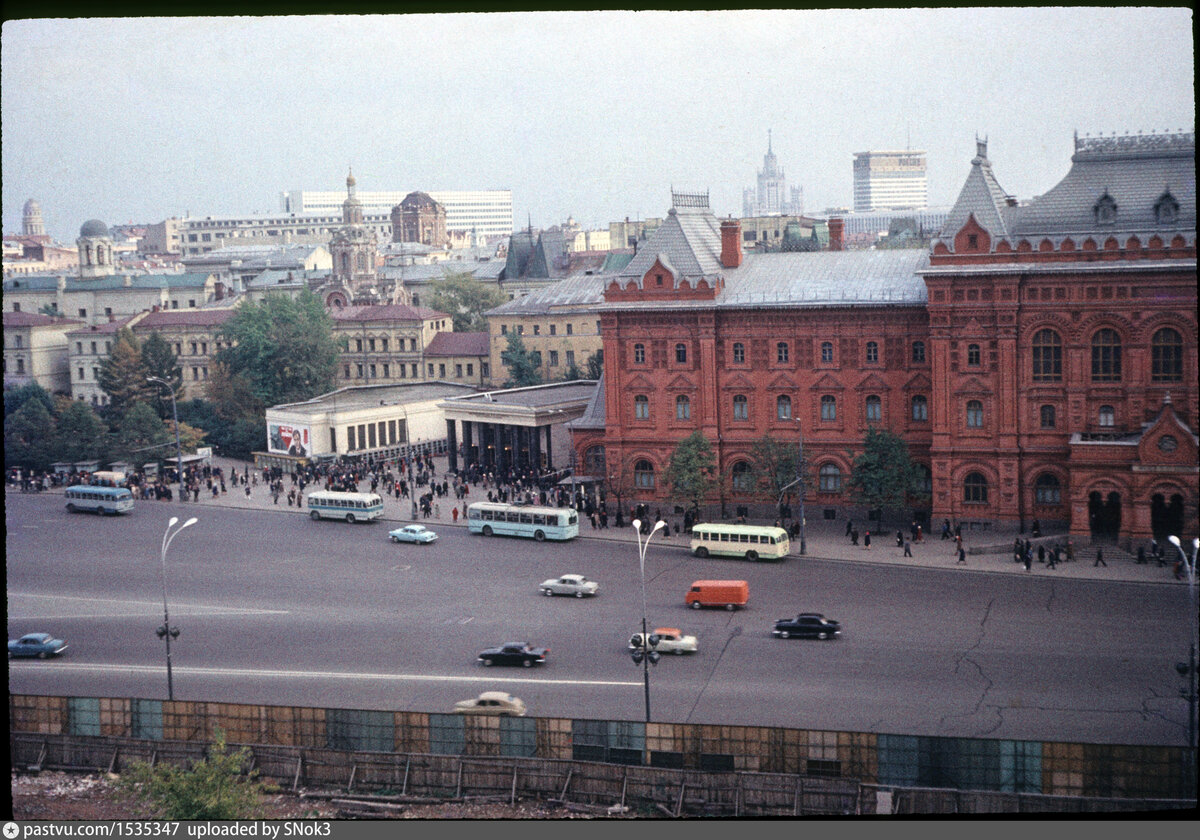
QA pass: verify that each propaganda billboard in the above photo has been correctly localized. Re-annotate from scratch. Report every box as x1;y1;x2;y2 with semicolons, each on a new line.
268;423;311;457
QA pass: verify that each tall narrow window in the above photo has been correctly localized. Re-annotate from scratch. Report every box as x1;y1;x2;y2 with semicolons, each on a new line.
1035;473;1061;505
776;342;790;363
1032;329;1062;381
966;400;984;428
675;395;691;420
865;395;882;422
634;395;649;420
820;395;837;421
776;395;792;420
1091;329;1122;381
1098;405;1115;427
675;343;687;363
732;394;749;421
731;461;753;491
865;341;879;364
1152;328;1183;381
967;344;981;366
732;342;745;364
820;342;834;363
911;341;926;363
911;395;928;421
963;472;988;503
1040;405;1056;429
819;463;841;492
634;343;645;364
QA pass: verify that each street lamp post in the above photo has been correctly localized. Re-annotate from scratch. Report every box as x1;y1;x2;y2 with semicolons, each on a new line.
794;419;807;556
631;518;666;724
1168;534;1199;793
158;516;197;701
147;376;185;504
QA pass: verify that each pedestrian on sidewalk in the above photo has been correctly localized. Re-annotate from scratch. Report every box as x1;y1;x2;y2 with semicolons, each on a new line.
1048;546;1058;569
245;485;251;499
1024;551;1032;571
851;529;859;546
452;507;458;523
903;540;912;557
941;519;952;540
864;531;871;550
1066;540;1074;562
1038;544;1045;563
957;546;966;564
1094;548;1106;567
846;520;853;538
896;530;904;548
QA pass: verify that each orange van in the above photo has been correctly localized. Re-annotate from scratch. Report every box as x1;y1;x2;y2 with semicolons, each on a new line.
685;579;749;611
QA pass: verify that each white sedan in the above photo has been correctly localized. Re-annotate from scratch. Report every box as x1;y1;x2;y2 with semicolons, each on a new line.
539;574;599;598
389;524;438;544
629;627;699;655
453;691;527;717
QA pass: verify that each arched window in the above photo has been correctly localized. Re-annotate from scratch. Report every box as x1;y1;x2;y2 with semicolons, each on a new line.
911;395;928;421
820;395;837;421
1091;329;1122;381
675;343;687;363
1154;191;1179;225
865;341;879;364
731;461;753;492
732;342;745;364
820;341;834;363
776;395;792;420
1098;405;1115;427
634;459;655;489
675;394;691;420
865;395;882;422
967;343;981;366
1152;328;1183;381
777;342;790;363
966;400;984;428
633;343;645;364
1035;473;1061;505
634;395;649;420
819;463;841;492
1040;405;1056;428
356;252;367;270
732;394;749;421
1032;329;1062;381
911;341;926;363
1093;192;1117;225
584;446;605;476
963;472;988;503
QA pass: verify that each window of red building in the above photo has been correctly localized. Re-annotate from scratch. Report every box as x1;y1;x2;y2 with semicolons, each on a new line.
1152;328;1183;381
821;395;837;421
964;472;988;503
1091;329;1122;381
966;400;984;428
1032;329;1062;381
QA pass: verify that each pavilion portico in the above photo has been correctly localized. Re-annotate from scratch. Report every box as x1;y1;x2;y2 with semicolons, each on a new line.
439;381;597;475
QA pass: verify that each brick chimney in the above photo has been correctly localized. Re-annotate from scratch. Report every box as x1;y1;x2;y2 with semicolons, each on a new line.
828;218;844;251
720;218;743;268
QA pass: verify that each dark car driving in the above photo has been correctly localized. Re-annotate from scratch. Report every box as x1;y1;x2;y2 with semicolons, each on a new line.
772;613;841;640
477;641;549;667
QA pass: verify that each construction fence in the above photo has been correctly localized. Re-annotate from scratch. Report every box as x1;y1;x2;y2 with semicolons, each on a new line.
9;694;1195;814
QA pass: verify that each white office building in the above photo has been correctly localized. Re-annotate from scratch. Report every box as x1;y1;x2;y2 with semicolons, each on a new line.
852;151;928;212
280;189;514;238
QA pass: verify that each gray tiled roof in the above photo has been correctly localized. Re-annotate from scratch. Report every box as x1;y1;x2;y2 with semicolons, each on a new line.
619;205;725;281
1008;136;1195;236
445;380;599;409
938;146;1015;242
485;272;606;316
566;372;606;430
246;268;327;287
3;272;212;292
719;249;928;307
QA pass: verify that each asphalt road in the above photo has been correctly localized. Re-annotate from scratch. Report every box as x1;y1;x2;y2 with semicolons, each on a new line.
6;492;1193;746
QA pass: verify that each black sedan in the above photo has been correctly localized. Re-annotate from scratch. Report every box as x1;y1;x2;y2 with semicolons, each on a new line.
772;614;841;640
477;642;549;667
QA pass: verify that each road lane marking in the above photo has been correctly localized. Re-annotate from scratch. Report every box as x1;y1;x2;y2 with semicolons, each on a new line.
9;662;640;687
7;593;289;619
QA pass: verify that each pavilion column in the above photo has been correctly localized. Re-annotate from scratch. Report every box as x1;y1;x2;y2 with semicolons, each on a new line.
544;424;554;470
530;425;542;472
446;419;458;473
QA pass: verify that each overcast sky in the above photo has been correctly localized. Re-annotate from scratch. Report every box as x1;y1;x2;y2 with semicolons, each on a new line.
2;9;1194;243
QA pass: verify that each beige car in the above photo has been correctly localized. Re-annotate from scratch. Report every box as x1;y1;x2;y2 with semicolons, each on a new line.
628;627;699;655
453;691;527;716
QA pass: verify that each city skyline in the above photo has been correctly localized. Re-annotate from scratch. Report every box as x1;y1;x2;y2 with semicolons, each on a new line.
2;9;1194;244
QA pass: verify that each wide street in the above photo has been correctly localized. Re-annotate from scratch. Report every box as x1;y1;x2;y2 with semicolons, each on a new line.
6;490;1194;747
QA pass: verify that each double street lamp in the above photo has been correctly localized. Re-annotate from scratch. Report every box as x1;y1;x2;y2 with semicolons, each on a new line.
1168;534;1199;793
147;376;185;504
158;516;197;701
630;518;667;724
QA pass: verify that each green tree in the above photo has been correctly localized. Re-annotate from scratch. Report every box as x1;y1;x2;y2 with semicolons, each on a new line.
746;434;807;516
561;360;583;381
4;397;56;471
426;270;507;333
141;331;183;417
117;729;265;820
501;332;543;388
666;431;718;515
53;400;109;465
98;328;152;419
112;402;169;470
216;290;339;408
3;382;55;418
846;427;926;525
585;350;604;380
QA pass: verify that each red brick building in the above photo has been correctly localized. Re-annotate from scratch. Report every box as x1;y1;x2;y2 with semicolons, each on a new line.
571;133;1196;544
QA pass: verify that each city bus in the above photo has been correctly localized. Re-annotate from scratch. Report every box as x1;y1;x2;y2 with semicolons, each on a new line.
305;491;384;523
64;485;135;516
690;523;790;561
466;502;579;542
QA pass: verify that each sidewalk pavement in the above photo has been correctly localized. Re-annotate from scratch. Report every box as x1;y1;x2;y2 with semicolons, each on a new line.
107;453;1188;588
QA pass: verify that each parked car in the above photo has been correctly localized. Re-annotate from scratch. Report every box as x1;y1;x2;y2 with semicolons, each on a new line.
8;632;68;659
453;691;527;717
772;613;842;640
388;524;438;544
628;627;698;655
477;642;549;667
539;574;599;598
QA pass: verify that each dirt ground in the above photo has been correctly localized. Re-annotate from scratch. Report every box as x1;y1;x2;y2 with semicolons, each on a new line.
10;771;629;820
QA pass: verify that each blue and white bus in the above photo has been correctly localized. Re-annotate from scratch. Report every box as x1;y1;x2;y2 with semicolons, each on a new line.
466;502;579;542
306;490;384;523
65;485;135;516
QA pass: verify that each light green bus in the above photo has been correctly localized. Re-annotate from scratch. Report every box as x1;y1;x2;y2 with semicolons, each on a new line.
689;523;790;561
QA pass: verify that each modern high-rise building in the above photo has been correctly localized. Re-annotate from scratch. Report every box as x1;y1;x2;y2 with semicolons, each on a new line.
852;150;928;212
280;188;513;238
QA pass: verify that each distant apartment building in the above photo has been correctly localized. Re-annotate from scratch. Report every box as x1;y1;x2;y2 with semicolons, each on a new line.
3;311;85;395
331;304;454;388
177;212;392;257
139;218;184;255
852;150;928;212
67;312;150;406
130;308;240;400
424;331;491;388
280;188;514;239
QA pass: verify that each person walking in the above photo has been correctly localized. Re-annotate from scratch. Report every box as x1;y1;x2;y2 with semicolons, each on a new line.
1094;547;1107;567
851;528;859;546
863;531;871;550
903;540;912;558
846;519;853;538
1024;551;1032;571
1066;539;1075;562
1038;544;1046;564
957;546;966;564
1047;546;1058;569
896;530;904;548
